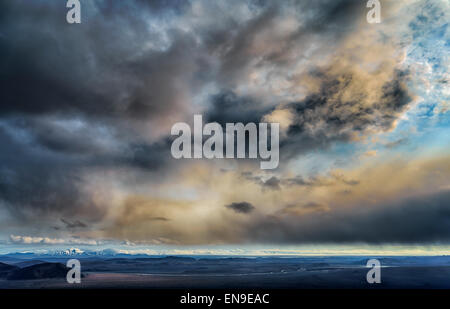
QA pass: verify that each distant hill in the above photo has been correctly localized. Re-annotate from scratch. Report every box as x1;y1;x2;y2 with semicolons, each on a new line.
7;262;70;280
0;262;19;278
14;260;47;268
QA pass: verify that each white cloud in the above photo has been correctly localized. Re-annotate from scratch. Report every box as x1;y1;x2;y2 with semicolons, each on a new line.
9;235;98;245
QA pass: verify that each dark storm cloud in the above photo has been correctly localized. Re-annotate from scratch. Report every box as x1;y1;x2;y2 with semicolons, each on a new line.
0;0;197;223
283;175;332;187
2;116;175;169
0;1;199;120
213;7;280;85
240;172;280;190
226;202;255;214
0;117;173;223
205;90;270;125
124;138;176;171
0;125;96;220
249;190;450;244
0;0;418;239
242;172;357;190
204;91;274;161
303;0;365;33
206;0;366;86
199;2;399;162
0;0;401;134
263;176;281;190
137;0;190;13
0;0;392;160
8;117;113;155
279;69;412;159
61;218;87;229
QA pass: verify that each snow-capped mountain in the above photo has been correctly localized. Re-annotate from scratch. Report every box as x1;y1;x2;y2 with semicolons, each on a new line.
1;248;144;259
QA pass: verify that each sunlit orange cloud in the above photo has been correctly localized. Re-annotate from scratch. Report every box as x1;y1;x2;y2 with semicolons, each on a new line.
96;154;449;245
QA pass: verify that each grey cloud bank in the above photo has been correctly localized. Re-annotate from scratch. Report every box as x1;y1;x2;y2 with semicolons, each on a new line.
0;0;447;247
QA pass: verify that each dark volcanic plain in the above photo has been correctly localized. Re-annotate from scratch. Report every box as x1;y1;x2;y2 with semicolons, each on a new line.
0;256;449;289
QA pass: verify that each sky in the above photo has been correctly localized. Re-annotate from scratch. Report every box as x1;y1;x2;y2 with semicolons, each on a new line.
0;0;449;255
